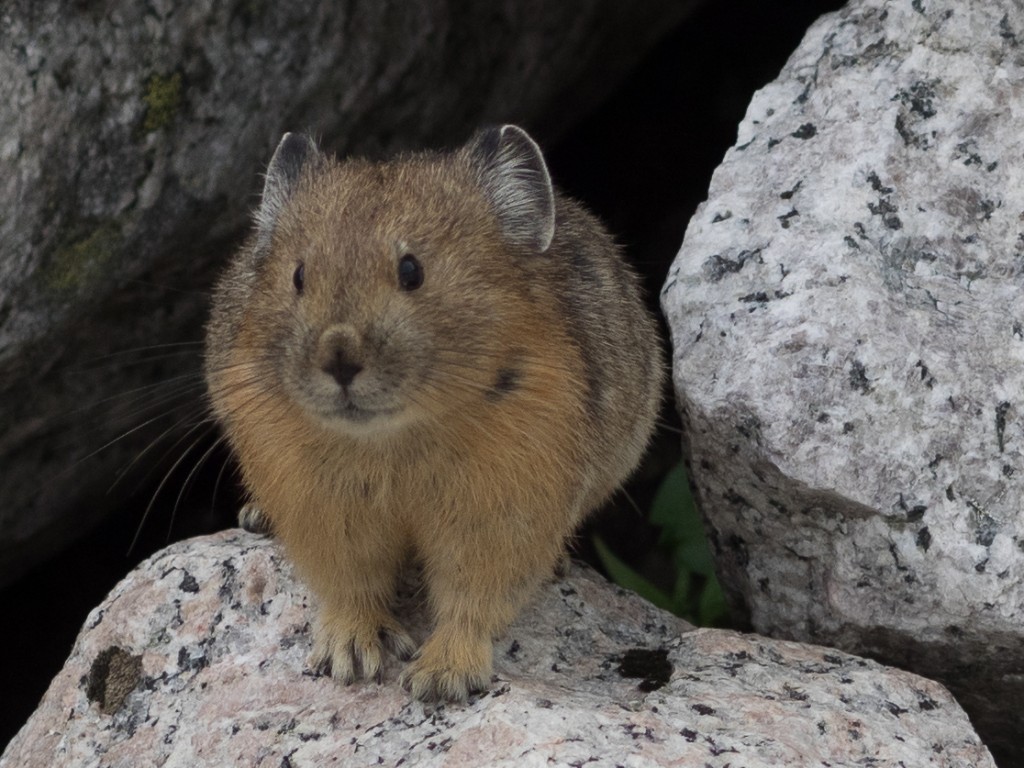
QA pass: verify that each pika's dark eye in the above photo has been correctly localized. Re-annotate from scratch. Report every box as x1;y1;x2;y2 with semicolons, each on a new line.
398;254;423;291
293;262;305;294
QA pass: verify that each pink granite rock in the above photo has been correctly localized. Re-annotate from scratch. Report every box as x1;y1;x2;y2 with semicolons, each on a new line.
0;530;994;766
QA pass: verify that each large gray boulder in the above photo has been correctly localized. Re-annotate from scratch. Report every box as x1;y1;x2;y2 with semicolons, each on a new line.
0;0;695;585
0;530;994;767
662;0;1024;763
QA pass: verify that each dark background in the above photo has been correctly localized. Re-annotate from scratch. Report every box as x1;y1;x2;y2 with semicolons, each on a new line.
0;0;846;750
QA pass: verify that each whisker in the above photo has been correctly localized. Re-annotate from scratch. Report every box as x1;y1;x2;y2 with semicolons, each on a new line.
654;420;683;436
167;431;230;544
69;401;202;477
128;420;217;555
78;341;205;365
108;408;211;493
616;487;645;519
79;373;205;414
211;445;237;522
122;279;211;298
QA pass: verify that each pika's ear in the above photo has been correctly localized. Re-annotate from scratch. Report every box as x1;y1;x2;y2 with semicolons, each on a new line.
256;132;322;242
465;124;555;253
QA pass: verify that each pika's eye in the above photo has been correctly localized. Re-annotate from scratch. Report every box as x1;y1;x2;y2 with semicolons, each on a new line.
398;254;423;291
293;262;305;294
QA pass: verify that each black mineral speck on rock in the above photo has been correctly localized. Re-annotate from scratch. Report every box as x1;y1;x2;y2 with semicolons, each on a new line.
777;209;799;228
179;571;199;593
780;181;802;200
916;526;932;552
177;645;210;673
726;533;750;567
901;80;938;118
995;401;1011;452
849;360;872;393
705;248;763;281
906;504;927;522
886;700;909;717
617;647;672;692
867;171;893;194
975;513;999;547
791;123;817;139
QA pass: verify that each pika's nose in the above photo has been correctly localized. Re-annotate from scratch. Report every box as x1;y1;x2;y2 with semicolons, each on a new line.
316;324;364;387
322;349;363;387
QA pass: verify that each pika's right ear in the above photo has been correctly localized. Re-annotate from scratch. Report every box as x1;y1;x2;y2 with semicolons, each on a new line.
464;125;556;253
255;132;322;242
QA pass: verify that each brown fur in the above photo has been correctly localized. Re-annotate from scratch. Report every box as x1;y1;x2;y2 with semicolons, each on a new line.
205;126;662;702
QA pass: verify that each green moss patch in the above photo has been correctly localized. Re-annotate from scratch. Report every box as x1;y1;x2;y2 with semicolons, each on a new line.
44;221;123;296
142;72;183;133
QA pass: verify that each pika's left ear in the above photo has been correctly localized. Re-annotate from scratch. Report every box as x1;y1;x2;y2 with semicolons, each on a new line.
256;132;323;248
464;124;555;253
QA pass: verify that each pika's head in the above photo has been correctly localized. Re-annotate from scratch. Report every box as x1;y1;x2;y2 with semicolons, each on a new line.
212;125;560;438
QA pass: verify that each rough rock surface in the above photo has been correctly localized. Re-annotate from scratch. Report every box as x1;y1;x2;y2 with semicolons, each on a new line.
0;530;994;767
0;0;696;586
662;0;1024;762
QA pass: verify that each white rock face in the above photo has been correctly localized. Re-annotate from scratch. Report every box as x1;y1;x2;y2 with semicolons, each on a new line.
0;531;993;767
661;0;1024;762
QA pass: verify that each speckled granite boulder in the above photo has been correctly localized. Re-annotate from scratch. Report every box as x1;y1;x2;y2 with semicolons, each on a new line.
661;0;1024;763
0;0;695;587
0;530;993;767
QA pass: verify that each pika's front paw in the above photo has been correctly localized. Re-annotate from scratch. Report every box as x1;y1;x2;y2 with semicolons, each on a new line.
310;612;416;685
398;637;492;703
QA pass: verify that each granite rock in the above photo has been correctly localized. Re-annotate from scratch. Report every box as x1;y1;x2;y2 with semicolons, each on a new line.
661;0;1024;762
0;0;695;586
0;530;994;767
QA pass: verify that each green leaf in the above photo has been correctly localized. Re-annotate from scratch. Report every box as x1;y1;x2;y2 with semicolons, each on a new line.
675;539;716;577
697;575;730;627
595;460;733;629
649;463;687;539
592;535;675;613
670;568;692;609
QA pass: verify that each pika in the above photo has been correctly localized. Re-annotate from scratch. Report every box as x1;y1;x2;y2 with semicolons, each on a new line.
205;124;662;702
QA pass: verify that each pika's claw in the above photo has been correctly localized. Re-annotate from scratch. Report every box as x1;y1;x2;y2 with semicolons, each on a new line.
398;634;492;703
380;627;417;661
399;659;489;703
310;612;415;685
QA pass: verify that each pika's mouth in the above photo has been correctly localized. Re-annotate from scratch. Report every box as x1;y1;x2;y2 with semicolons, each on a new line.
319;397;407;431
294;375;406;432
337;401;394;423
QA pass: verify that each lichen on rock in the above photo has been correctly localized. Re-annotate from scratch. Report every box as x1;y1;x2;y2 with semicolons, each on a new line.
42;221;123;297
141;72;183;134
